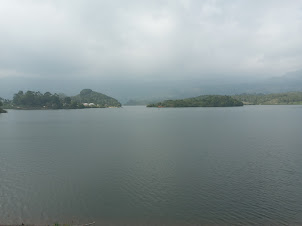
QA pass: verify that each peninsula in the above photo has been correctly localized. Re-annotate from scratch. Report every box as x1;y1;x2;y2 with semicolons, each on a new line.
3;89;121;110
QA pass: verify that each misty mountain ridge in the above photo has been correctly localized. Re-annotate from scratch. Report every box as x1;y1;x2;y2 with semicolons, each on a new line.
272;69;302;81
1;70;302;103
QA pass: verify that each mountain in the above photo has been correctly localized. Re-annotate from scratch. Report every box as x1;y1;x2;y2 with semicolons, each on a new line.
72;89;122;107
1;70;302;102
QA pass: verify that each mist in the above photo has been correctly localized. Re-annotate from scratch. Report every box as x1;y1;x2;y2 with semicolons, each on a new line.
1;0;302;100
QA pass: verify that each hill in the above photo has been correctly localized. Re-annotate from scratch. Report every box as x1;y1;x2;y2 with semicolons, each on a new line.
72;89;121;107
10;91;85;109
232;92;302;105
147;95;243;107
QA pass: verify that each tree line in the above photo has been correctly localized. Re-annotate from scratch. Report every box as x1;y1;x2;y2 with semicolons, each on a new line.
232;92;302;105
11;91;84;109
1;89;122;110
147;95;243;107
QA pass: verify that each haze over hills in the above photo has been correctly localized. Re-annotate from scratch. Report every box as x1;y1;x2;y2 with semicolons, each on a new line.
1;1;302;225
1;70;302;104
1;1;302;104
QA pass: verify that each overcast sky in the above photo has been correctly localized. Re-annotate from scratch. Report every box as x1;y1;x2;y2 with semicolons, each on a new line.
1;0;302;81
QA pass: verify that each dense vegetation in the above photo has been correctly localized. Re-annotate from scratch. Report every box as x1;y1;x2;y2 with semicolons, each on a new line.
72;89;121;107
11;91;84;109
1;89;122;109
0;100;7;113
3;90;302;111
147;95;243;107
232;92;302;105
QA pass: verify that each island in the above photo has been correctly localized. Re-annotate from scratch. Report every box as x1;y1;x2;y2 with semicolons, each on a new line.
147;95;243;107
3;89;121;110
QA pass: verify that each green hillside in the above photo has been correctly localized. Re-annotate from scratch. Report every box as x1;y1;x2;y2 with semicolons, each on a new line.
232;92;302;105
72;89;121;107
147;95;243;107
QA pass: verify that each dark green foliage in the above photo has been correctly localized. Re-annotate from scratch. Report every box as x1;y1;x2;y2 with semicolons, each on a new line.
0;106;6;113
0;97;12;109
0;100;7;113
11;91;83;109
72;89;121;107
147;95;243;107
68;100;84;109
232;92;302;105
4;89;121;109
64;97;72;104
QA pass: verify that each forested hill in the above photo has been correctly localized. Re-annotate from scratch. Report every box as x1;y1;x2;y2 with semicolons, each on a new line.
72;89;121;107
11;91;84;109
232;92;302;105
5;89;121;109
147;95;243;107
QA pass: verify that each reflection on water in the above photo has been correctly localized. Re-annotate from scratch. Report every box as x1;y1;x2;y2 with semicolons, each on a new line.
0;106;302;225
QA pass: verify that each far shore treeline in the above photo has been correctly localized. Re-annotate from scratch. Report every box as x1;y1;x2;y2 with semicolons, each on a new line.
2;91;302;112
127;92;302;106
147;92;302;107
0;89;121;110
147;95;244;107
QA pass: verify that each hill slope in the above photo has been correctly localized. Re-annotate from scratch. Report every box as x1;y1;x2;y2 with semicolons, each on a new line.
147;95;243;107
72;89;121;107
232;92;302;105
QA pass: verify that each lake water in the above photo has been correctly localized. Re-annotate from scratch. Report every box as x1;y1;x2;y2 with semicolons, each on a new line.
0;106;302;225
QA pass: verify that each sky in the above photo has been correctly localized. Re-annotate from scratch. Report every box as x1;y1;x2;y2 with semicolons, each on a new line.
1;0;302;81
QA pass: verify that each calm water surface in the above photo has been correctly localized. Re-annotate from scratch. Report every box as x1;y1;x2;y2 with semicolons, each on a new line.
0;106;302;225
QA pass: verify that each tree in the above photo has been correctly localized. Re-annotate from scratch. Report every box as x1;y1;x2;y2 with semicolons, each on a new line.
64;97;72;104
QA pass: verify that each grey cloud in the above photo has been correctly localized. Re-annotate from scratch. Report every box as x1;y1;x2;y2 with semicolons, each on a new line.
0;0;302;80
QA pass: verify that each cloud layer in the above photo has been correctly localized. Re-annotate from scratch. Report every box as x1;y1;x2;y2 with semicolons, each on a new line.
1;0;302;80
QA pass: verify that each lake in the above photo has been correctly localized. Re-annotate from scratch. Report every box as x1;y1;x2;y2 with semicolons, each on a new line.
0;106;302;225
